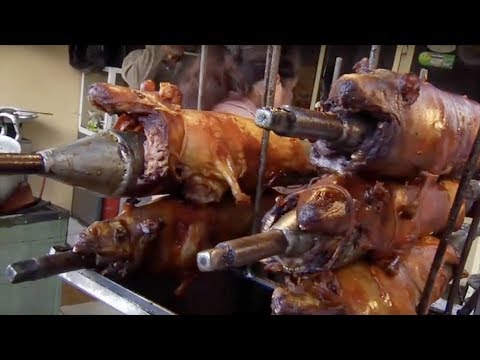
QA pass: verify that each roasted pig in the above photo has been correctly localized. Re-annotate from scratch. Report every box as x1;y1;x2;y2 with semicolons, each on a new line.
72;193;277;284
260;173;463;275
198;173;464;274
0;81;314;203
311;59;480;179
88;81;314;204
269;235;460;315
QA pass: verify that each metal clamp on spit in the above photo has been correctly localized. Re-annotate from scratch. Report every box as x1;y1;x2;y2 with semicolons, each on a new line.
254;106;371;152
0;130;149;198
197;209;298;272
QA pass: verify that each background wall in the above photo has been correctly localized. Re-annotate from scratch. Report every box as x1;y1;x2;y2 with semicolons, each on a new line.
0;45;81;211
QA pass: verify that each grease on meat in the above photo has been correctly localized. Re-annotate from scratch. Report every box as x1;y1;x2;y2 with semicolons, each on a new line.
88;81;315;204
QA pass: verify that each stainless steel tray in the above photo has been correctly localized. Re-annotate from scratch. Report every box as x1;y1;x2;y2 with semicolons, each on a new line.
59;269;175;315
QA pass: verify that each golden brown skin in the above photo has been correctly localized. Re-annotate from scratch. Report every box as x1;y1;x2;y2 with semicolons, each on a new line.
140;79;157;92
88;81;314;205
270;236;460;315
312;60;480;178
264;173;463;274
72;194;277;282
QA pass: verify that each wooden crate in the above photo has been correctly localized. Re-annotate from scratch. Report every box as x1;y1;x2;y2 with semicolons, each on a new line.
0;201;69;314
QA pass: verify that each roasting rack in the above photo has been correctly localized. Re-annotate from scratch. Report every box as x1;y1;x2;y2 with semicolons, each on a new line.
41;45;480;315
246;44;480;316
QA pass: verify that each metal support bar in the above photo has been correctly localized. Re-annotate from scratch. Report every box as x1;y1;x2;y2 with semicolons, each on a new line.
368;45;381;69
262;46;274;106
445;201;480;313
309;45;327;110
331;57;343;85
417;125;480;314
251;45;282;234
197;45;209;110
457;288;480;315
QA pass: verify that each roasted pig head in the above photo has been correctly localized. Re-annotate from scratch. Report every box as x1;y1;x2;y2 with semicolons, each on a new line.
312;59;480;179
73;193;277;281
262;173;463;275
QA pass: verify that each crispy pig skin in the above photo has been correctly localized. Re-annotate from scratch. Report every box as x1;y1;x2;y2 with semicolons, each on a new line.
264;173;463;274
313;61;480;178
271;236;460;315
88;81;314;205
73;193;277;279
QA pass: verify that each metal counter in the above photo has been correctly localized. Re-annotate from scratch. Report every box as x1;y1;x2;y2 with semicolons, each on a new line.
59;269;175;315
55;254;276;315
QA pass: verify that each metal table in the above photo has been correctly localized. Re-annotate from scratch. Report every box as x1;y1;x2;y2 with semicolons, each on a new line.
59;269;175;315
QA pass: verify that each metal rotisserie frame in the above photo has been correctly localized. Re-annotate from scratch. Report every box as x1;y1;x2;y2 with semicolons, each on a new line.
246;44;480;316
60;44;480;315
5;44;479;315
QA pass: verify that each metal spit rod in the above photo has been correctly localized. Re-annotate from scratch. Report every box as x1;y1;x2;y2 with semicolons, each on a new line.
251;45;282;235
368;45;381;69
0;153;44;173
197;230;288;272
197;180;480;273
417;123;480;315
5;247;95;284
331;57;343;84
254;106;369;151
445;201;480;313
197;45;209;110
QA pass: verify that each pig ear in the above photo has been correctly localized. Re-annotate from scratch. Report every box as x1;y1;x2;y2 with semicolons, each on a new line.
398;73;420;105
353;58;370;73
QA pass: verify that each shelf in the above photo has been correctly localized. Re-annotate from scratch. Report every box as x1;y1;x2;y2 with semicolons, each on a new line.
78;126;96;137
77;66;127;135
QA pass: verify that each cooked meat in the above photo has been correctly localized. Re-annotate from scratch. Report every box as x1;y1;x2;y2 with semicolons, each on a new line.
270;235;459;315
89;81;315;205
311;60;480;179
72;193;277;283
262;173;463;275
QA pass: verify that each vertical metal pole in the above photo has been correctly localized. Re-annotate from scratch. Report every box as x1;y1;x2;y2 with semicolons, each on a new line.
417;126;480;314
197;45;209;110
251;45;282;235
309;45;327;110
446;202;480;314
331;57;343;85
368;45;381;69
262;47;274;106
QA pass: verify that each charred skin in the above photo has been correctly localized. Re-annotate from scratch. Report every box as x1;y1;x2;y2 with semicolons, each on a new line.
73;193;277;281
313;59;480;178
264;173;463;275
88;81;315;205
270;236;459;315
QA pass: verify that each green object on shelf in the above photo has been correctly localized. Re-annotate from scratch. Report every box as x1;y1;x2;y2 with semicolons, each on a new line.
86;119;99;133
0;201;69;314
418;51;455;70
